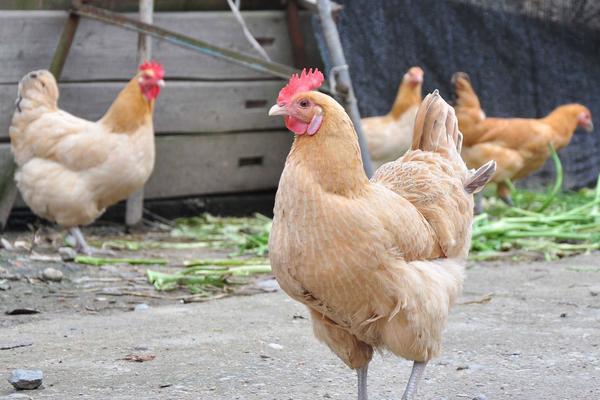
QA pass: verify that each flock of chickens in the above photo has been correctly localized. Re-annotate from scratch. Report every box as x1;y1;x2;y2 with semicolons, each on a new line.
6;60;591;399
364;67;593;211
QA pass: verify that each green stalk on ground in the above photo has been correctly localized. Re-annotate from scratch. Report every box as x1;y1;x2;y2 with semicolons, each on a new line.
471;148;600;261
537;144;563;212
147;263;271;292
75;256;168;266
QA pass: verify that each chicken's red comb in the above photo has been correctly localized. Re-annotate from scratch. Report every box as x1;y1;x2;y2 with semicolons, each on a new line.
277;68;324;105
139;60;165;79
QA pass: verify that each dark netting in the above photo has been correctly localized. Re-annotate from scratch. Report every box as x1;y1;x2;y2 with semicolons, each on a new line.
312;0;600;189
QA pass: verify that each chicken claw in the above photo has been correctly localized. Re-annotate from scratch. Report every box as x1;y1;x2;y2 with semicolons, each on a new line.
68;227;115;256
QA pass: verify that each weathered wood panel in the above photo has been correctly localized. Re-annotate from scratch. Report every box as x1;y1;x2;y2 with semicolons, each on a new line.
0;10;319;83
0;81;285;137
2;130;292;207
147;131;291;198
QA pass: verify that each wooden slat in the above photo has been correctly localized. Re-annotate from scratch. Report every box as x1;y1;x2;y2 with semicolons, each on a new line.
1;131;292;208
146;131;291;198
0;10;308;82
0;81;285;137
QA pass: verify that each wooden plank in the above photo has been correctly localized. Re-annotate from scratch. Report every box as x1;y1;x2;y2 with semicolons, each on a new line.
2;131;292;208
0;81;285;138
0;10;307;82
146;131;292;198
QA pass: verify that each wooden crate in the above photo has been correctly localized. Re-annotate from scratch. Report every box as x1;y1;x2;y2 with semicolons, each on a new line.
0;9;322;212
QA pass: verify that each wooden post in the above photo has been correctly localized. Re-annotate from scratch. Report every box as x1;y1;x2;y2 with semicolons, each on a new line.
286;0;307;68
0;12;80;230
126;0;153;227
315;0;374;177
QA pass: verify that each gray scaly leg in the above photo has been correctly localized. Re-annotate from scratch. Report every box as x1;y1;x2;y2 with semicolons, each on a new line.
401;361;428;400
357;364;368;400
69;227;93;255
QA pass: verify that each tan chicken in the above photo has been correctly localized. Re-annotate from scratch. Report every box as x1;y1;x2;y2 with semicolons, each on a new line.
452;72;593;207
362;66;424;169
9;61;165;254
268;69;495;400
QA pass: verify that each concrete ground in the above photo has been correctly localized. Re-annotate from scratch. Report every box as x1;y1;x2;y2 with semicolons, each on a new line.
1;254;600;400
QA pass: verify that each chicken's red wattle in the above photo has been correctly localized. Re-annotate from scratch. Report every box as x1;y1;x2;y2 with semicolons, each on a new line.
285;116;309;135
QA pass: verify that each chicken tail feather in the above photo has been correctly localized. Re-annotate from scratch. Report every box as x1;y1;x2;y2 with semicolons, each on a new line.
464;160;496;194
411;90;462;156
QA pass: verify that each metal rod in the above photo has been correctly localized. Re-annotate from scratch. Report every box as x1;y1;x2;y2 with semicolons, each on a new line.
126;0;153;227
71;3;299;80
315;0;373;177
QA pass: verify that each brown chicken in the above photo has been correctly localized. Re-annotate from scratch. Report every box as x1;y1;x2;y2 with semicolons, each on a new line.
362;66;424;169
9;61;165;254
268;69;495;400
452;72;593;207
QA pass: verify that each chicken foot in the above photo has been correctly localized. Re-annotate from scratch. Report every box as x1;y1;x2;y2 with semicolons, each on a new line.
499;195;513;207
357;364;369;400
69;227;94;255
68;227;115;256
401;361;427;400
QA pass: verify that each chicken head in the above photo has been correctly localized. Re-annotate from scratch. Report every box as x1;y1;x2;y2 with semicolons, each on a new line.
268;68;325;136
137;60;165;101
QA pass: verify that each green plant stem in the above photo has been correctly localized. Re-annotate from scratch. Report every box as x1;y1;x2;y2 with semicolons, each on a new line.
76;256;168;266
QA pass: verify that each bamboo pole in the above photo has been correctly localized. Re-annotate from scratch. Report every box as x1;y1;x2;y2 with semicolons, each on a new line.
316;0;373;177
126;0;153;227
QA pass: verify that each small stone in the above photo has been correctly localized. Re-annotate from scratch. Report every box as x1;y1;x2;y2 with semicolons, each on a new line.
13;241;30;251
8;369;43;390
472;395;488;400
134;303;149;311
58;247;77;262
0;279;10;291
1;238;14;250
560;313;567;318
256;278;280;292
268;343;283;350
456;365;470;371
41;268;63;282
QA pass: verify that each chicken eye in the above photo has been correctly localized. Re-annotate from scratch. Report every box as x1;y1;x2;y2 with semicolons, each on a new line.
299;99;310;108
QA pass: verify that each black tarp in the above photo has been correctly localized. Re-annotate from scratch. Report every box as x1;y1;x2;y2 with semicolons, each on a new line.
313;0;600;189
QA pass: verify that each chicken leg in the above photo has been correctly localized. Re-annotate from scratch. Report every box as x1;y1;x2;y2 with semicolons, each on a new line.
401;361;427;400
69;227;94;255
357;364;368;400
496;181;513;207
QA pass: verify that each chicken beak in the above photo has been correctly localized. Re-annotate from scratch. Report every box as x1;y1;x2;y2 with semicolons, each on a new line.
268;104;288;117
585;121;594;132
157;79;165;87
